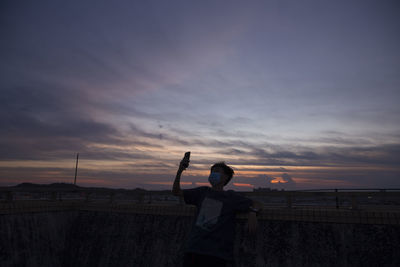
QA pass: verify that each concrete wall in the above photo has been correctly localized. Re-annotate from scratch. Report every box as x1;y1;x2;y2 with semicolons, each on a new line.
0;211;78;267
1;210;400;267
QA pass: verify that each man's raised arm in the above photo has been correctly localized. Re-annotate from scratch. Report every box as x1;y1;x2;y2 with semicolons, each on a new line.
171;158;189;197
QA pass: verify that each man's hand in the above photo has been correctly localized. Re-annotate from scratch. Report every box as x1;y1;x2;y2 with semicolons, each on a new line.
247;212;258;235
251;200;263;210
179;158;190;172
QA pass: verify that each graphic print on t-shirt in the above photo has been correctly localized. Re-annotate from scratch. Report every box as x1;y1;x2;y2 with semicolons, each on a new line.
195;197;223;231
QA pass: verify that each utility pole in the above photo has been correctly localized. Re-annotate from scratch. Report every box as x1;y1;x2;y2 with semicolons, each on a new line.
74;153;79;185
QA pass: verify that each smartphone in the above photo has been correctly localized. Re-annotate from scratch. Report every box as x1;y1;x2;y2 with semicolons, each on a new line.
182;151;190;168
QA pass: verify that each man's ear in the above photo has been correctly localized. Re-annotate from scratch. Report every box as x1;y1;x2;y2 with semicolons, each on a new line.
224;176;230;186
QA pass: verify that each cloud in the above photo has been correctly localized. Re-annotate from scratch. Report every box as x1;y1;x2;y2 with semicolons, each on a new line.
217;143;400;168
1;0;399;190
249;173;296;190
257;174;274;184
1;83;399;171
281;173;295;185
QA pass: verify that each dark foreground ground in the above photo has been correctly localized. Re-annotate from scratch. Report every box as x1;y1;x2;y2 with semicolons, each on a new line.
1;210;400;267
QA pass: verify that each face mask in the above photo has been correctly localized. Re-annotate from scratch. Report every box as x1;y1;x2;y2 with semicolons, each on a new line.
208;172;221;186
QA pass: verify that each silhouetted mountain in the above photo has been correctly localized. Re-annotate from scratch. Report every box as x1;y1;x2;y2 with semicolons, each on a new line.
14;182;43;188
10;183;151;192
47;183;80;189
14;183;80;189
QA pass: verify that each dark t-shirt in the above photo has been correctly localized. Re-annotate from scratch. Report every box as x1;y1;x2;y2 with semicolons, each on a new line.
182;186;253;261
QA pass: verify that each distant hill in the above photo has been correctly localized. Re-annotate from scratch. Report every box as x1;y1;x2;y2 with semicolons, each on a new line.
10;183;150;192
14;182;80;189
14;182;43;188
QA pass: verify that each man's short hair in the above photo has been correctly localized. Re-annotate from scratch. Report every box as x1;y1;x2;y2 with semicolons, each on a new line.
211;162;234;186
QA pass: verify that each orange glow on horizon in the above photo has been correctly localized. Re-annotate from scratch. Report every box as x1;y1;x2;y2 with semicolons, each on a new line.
233;183;254;188
195;182;209;186
144;181;193;185
270;180;288;184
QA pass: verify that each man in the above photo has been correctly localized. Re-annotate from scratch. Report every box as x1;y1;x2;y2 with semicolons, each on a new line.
172;156;263;267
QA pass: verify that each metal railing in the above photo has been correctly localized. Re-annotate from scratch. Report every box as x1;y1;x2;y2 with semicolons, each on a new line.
1;187;399;210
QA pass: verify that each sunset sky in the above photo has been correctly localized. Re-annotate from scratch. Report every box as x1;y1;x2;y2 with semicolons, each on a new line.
1;0;399;191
